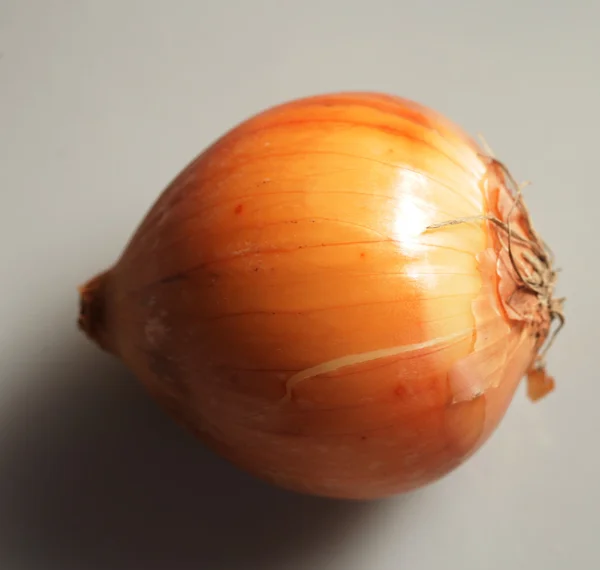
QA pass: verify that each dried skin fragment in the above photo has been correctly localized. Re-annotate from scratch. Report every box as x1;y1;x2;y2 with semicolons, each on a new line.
527;367;555;401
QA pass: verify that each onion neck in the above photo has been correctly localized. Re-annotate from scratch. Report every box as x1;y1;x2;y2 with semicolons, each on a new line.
485;158;564;367
78;269;117;355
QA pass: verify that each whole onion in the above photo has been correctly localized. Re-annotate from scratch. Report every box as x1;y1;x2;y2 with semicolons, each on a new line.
79;92;563;499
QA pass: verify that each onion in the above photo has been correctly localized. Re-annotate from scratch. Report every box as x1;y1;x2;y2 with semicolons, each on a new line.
78;92;564;499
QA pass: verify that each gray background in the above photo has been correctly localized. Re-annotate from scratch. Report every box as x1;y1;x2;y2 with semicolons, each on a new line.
1;1;597;569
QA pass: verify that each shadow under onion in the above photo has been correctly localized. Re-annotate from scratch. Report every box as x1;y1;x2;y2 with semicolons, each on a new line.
0;333;386;570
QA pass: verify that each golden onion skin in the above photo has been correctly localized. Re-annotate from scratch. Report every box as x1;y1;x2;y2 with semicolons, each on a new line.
79;92;554;499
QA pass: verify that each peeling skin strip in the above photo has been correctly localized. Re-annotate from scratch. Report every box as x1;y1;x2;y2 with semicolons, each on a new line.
282;329;474;402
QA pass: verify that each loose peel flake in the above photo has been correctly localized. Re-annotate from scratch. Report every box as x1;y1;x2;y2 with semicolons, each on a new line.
526;367;555;401
282;328;474;403
448;248;511;402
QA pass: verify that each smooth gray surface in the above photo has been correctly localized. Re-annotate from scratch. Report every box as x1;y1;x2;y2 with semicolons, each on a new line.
1;1;598;569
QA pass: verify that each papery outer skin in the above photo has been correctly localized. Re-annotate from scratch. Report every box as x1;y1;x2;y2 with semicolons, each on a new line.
95;92;541;499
